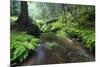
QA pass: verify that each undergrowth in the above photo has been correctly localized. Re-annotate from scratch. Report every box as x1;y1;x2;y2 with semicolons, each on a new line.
11;32;39;64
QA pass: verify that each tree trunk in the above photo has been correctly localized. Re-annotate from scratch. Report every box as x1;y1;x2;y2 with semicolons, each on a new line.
16;1;30;31
16;1;41;37
62;4;67;23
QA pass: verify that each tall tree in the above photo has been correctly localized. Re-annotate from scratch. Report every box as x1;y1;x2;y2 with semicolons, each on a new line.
16;1;30;31
62;4;67;23
16;1;41;36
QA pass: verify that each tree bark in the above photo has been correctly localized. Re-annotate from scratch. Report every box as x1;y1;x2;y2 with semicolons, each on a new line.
15;1;41;37
16;1;30;31
62;4;67;23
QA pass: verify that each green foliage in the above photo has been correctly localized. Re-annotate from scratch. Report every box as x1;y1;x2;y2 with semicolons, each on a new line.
39;21;66;32
70;5;95;28
36;20;45;31
10;16;18;23
50;22;66;31
38;17;95;51
56;31;67;37
66;27;95;51
11;32;39;63
41;21;95;51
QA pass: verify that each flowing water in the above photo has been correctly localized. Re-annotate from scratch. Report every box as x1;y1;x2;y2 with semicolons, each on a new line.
20;34;95;66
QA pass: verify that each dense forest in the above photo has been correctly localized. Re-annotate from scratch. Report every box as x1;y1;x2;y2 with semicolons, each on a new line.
10;0;95;66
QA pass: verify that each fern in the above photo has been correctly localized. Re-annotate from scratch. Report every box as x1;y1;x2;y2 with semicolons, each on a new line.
65;27;95;51
11;32;39;64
